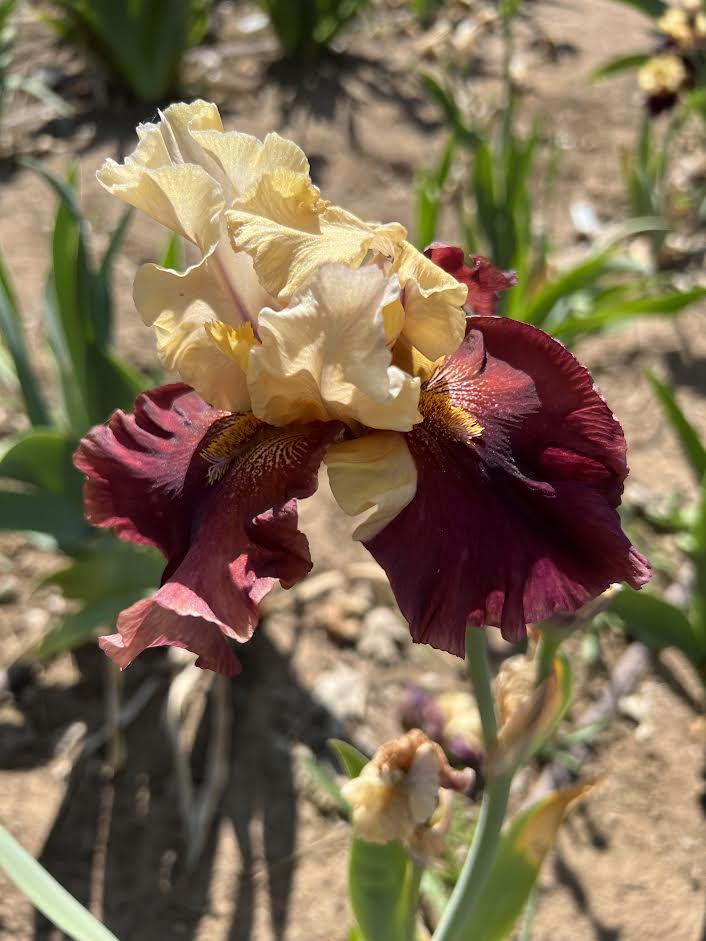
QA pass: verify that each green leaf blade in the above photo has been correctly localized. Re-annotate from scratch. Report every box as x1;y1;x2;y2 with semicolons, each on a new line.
610;589;702;663
0;825;121;941
0;489;88;553
0;428;82;501
348;839;419;941
466;785;591;941
591;52;650;82
647;372;706;482
329;739;369;779
0;250;50;426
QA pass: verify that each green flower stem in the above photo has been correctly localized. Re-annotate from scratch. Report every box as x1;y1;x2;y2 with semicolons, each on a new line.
432;774;512;941
431;628;513;941
465;627;497;749
534;629;560;684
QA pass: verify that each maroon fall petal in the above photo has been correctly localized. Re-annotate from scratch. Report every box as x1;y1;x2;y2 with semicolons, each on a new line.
75;386;342;675
424;243;518;316
365;316;650;655
73;383;221;565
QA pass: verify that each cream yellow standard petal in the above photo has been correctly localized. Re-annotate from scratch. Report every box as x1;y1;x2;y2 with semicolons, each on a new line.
226;171;403;301
394;241;468;361
155;100;223;164
192;129;310;199
325;431;417;541
248;264;421;430
134;257;254;412
98;162;223;252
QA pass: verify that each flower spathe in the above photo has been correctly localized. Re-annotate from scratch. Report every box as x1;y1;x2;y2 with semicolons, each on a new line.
77;101;650;675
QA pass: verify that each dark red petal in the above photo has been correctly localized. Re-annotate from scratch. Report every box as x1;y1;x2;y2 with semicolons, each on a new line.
73;383;222;564
424;244;517;316
76;386;341;674
365;317;650;654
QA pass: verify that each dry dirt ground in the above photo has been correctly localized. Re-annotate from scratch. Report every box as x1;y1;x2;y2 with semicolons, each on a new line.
1;1;706;940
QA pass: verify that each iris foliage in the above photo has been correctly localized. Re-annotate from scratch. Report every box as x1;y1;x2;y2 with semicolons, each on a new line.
612;374;706;688
0;163;161;661
43;0;211;101
415;8;706;343
257;0;367;60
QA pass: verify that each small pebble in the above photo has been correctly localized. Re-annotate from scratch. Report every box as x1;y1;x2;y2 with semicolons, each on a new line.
358;606;408;665
295;570;345;603
23;607;50;633
313;665;367;722
0;574;19;604
340;585;374;616
316;599;360;645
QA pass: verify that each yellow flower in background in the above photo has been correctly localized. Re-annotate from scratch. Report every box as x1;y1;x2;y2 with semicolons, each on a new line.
666;0;703;15
658;7;696;45
638;53;688;96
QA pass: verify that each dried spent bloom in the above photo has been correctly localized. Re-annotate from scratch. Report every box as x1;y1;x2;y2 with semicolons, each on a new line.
494;654;536;728
341;730;472;858
75;102;650;676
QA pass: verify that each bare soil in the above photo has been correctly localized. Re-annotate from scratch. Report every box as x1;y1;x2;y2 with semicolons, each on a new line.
1;2;706;940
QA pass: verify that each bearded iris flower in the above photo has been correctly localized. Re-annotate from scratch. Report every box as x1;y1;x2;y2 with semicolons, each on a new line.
635;1;706;115
74;101;649;677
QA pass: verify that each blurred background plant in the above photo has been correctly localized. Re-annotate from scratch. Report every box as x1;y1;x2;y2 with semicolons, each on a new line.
596;0;706;118
415;2;706;344
256;0;367;60
39;0;212;102
0;0;70;150
410;0;445;28
0;162;161;662
593;1;706;267
611;373;706;690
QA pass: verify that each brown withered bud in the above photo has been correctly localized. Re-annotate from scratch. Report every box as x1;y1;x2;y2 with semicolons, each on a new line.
342;729;474;858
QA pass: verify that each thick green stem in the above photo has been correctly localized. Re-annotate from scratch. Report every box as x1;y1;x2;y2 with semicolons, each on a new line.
534;629;559;684
432;629;513;941
432;773;512;941
465;627;497;749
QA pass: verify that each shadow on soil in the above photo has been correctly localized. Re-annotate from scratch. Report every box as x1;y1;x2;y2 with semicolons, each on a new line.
14;627;348;941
